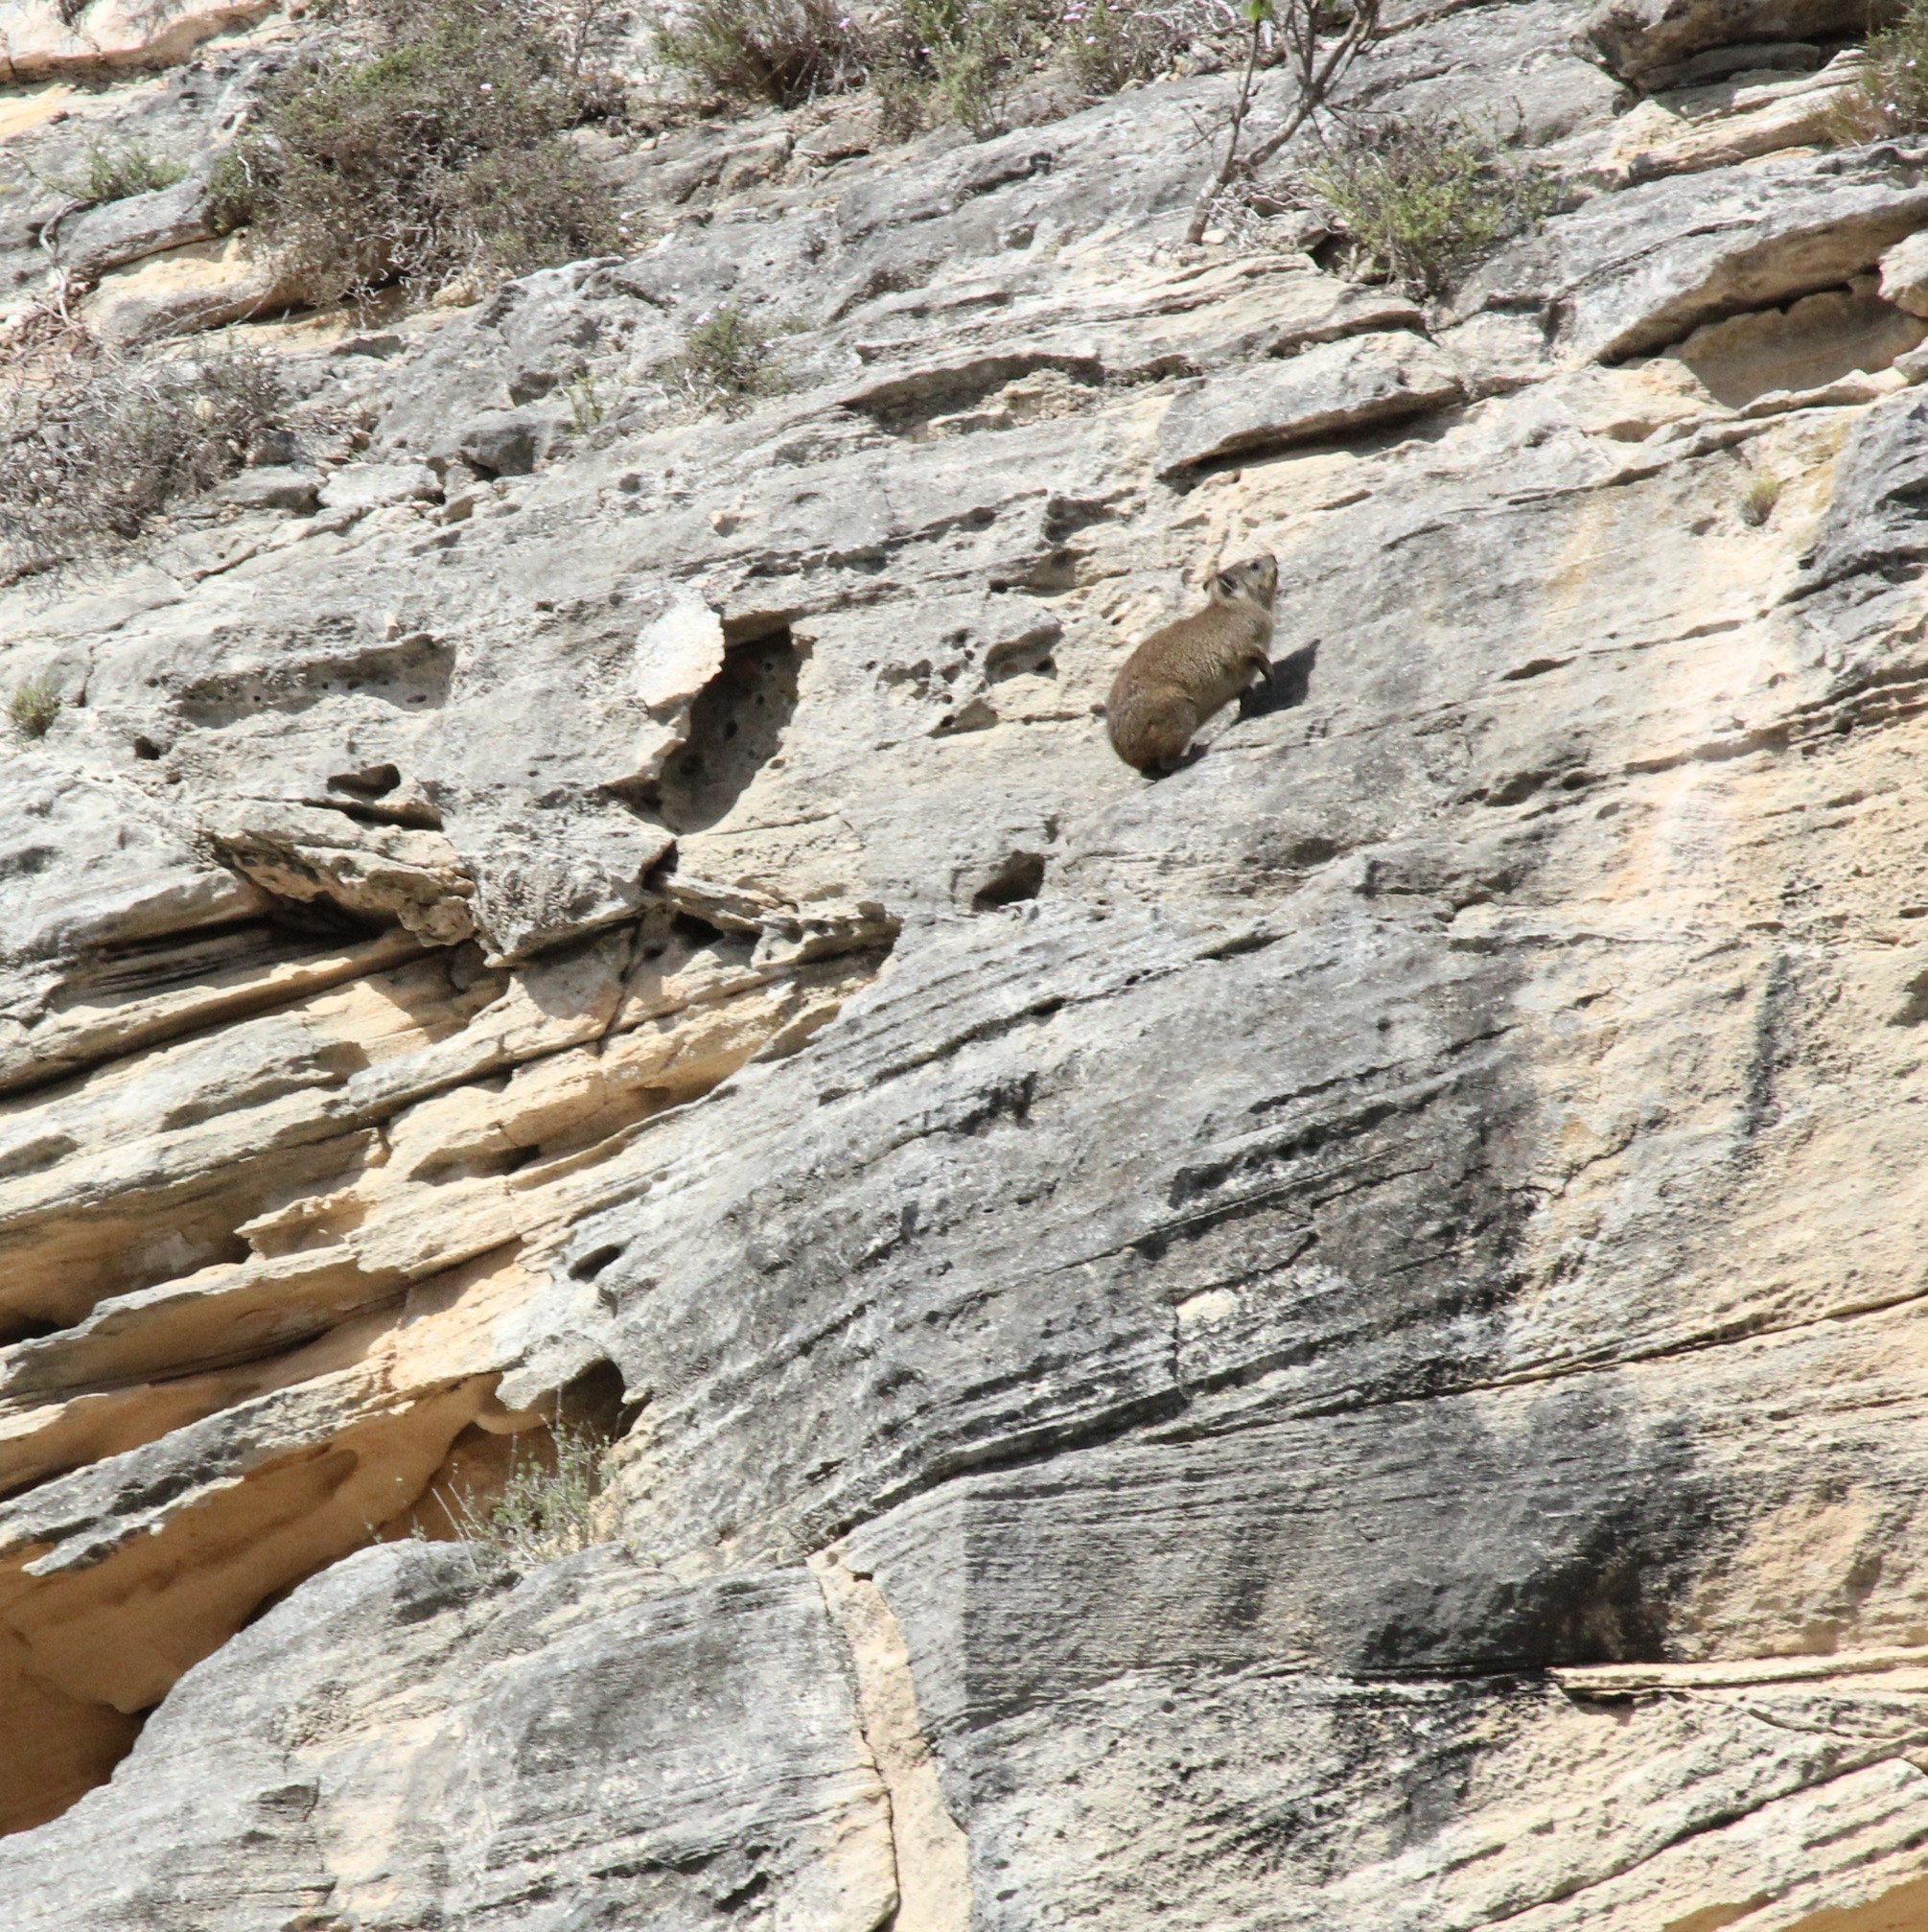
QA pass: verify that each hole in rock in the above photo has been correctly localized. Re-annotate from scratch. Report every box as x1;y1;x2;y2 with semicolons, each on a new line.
986;625;1060;683
130;735;161;760
650;628;801;834
569;1242;627;1281
973;850;1047;909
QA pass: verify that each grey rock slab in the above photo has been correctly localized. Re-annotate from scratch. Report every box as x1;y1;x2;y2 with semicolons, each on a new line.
58;176;208;283
1153;332;1463;477
1462;144;1928;363
1793;386;1928;591
316;461;442;512
0;1543;898;1932
1583;0;1875;81
215;464;321;512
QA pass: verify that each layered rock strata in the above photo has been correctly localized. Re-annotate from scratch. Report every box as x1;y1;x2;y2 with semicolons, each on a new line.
7;0;1928;1924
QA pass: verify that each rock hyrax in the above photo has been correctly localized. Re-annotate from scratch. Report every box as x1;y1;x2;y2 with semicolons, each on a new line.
1105;554;1279;773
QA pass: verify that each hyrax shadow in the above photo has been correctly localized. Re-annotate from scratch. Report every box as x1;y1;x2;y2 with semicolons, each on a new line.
1105;554;1280;774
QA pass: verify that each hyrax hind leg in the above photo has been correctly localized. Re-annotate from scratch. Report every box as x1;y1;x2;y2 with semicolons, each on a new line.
1108;687;1200;774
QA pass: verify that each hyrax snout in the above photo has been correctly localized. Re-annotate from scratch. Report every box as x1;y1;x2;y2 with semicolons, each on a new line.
1105;554;1279;774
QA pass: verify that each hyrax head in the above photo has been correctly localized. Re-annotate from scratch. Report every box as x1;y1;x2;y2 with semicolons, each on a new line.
1209;553;1279;610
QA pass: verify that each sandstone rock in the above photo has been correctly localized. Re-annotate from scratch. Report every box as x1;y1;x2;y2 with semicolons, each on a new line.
80;233;307;342
1154;331;1463;476
0;1543;902;1928
1573;51;1865;186
1666;276;1928;405
56;175;208;282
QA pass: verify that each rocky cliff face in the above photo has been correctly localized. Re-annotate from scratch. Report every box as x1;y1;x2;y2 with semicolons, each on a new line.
6;0;1928;1924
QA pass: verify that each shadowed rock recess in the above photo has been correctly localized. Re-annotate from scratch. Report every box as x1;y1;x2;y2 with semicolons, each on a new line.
14;0;1928;1922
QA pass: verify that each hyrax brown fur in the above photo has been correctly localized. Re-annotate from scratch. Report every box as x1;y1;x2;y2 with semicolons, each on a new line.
1105;554;1279;773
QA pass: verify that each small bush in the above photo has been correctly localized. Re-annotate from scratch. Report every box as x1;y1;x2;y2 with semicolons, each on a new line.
215;0;620;303
654;0;1251;132
71;141;187;204
879;0;1052;136
654;0;869;106
440;1423;614;1566
1300;115;1555;297
7;681;61;740
0;346;284;581
1741;472;1783;526
657;307;788;413
1833;2;1928;139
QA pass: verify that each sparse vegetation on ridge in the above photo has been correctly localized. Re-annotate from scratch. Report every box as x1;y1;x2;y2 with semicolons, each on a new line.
1298;114;1555;295
1832;0;1928;139
0;344;284;583
652;0;1260;131
207;0;621;304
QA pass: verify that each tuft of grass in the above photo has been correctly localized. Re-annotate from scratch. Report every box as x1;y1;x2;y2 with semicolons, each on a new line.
563;365;604;432
1299;114;1556;297
209;0;620;304
70;141;187;204
1740;471;1783;526
0;345;284;582
436;1422;614;1566
656;307;789;413
1832;2;1928;140
7;680;61;740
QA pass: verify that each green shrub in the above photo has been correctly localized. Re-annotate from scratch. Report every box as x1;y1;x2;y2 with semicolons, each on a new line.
71;141;187;203
1833;0;1928;139
656;306;788;413
438;1422;614;1566
0;347;284;581
214;0;619;303
1299;115;1556;296
7;680;61;740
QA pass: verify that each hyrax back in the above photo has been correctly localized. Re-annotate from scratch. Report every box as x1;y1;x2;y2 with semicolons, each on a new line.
1106;554;1279;773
